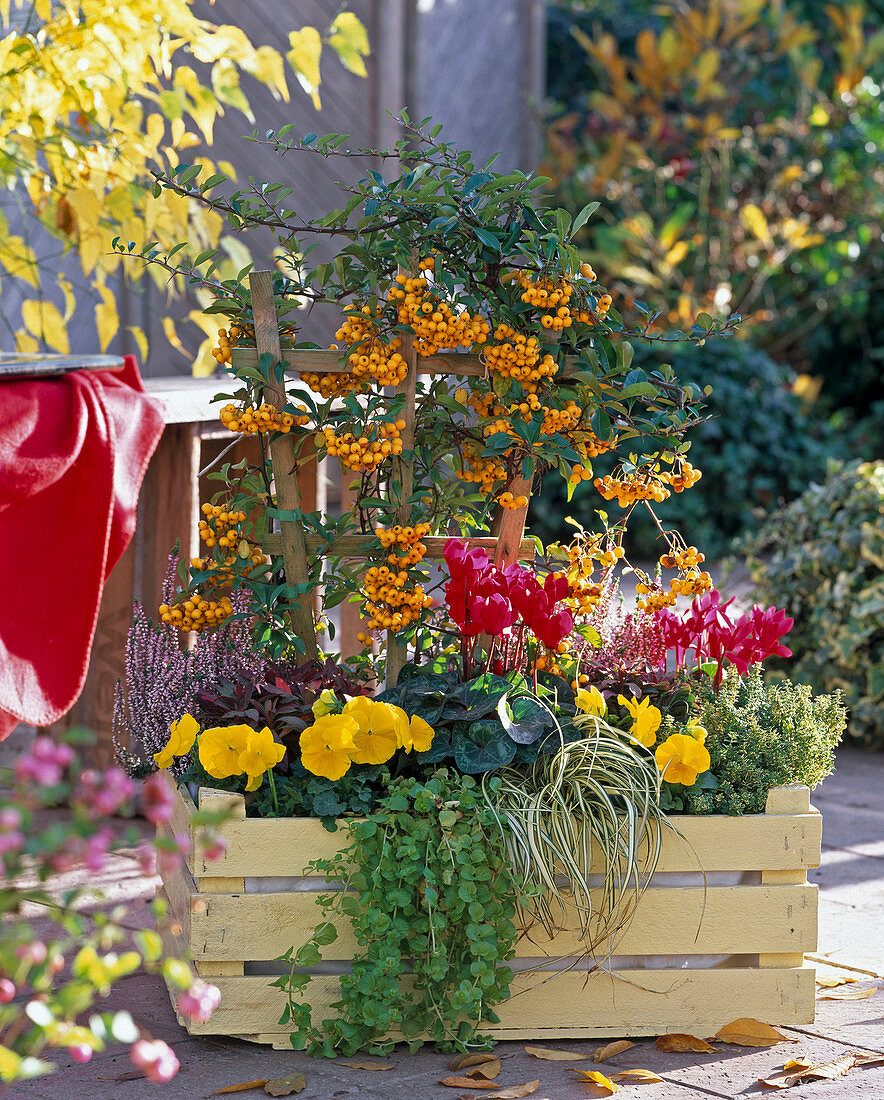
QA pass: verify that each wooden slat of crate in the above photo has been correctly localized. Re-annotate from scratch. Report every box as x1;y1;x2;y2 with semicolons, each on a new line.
182;882;816;963
171;966;815;1043
179;800;822;881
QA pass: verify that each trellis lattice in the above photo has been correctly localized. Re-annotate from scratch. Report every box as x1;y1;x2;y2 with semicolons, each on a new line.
238;269;571;685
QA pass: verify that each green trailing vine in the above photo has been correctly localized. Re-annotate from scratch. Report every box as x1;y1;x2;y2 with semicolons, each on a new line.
274;771;528;1054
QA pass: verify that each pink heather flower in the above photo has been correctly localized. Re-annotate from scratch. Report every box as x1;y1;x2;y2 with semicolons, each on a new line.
130;1039;180;1084
0;831;24;857
84;828;113;872
16;941;47;966
142;771;174;826
31;737;74;769
135;841;157;876
0;978;15;1003
157;832;190;876
70;1043;93;1064
201;833;227;862
177;979;221;1023
0;808;23;831
14;754;62;787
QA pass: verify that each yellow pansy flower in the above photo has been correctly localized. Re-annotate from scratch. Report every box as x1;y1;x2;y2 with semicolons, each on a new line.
311;688;340;719
198;724;252;780
686;718;708;743
343;696;405;765
617;694;663;748
239;726;286;791
154;713;200;769
399;713;436;754
576;686;606;716
655;733;712;787
299;715;358;781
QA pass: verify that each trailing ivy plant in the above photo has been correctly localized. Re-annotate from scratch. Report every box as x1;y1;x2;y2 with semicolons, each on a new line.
273;770;526;1054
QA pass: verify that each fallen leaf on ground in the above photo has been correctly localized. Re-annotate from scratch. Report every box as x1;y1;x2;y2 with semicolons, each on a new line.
439;1077;499;1090
760;1053;870;1089
335;1062;396;1070
450;1053;500;1072
759;1059;815;1090
464;1059;501;1080
655;1033;716;1053
857;1055;884;1067
593;1041;634;1063
212;1084;267;1095
714;1018;794;1047
816;975;858;988
491;1080;541;1098
570;1069;620;1093
609;1068;663;1083
264;1071;306;1097
525;1044;587;1061
818;986;877;1000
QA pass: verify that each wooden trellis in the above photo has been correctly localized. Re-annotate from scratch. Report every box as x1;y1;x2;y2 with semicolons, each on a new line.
238;270;541;685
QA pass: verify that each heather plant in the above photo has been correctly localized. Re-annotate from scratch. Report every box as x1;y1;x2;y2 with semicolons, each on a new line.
0;734;227;1084
113;560;267;775
683;667;846;815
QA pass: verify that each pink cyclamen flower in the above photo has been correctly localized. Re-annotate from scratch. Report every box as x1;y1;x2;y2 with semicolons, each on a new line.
470;592;515;637
130;1038;180;1084
142;771;175;826
177;979;221;1023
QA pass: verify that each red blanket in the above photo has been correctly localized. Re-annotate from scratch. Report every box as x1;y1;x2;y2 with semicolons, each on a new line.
0;355;164;738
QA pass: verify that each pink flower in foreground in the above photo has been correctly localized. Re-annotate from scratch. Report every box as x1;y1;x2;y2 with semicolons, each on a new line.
70;1043;93;1064
201;832;227;862
177;979;221;1023
130;1038;180;1083
0;978;15;1003
142;771;175;826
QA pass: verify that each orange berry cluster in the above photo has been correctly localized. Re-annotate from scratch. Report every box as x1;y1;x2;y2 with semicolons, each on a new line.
375;522;432;568
218;402;307;435
362;566;433;633
387;272;491;356
322;419;405;473
189;547;266;589
159;593;234;633
660;545;706;570
300;370;357;400
579;431;617;459
517;272;575;332
569;464;596;486
455;441;507;493
198;503;247;550
659;461;702;492
574;292;613;325
497;491;529;510
483;324;558;385
670;570;714;596
346;337;408;386
594;472;672;507
635;582;678;614
211;321;254;366
540;400;582;435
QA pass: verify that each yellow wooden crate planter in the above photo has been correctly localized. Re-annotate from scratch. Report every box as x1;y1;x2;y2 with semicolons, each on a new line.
158;782;820;1048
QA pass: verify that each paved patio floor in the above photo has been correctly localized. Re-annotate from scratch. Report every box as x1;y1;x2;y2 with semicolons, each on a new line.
3;745;883;1100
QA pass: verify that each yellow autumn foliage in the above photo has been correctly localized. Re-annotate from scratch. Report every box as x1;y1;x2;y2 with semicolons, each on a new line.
0;0;367;369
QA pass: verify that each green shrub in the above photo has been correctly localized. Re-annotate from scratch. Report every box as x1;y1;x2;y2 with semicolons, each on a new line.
741;460;884;749
530;339;842;558
683;667;846;815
